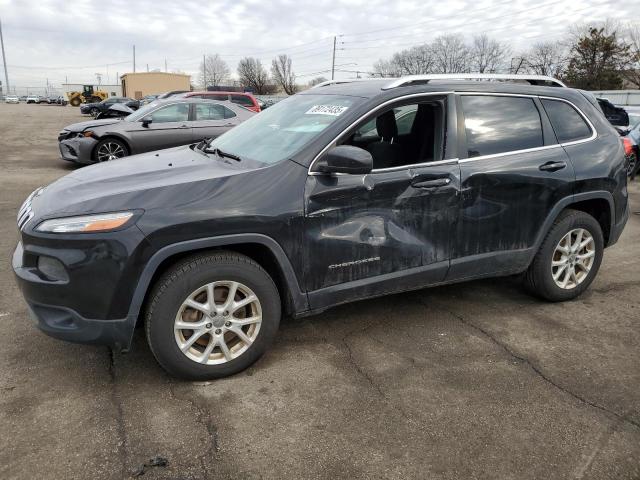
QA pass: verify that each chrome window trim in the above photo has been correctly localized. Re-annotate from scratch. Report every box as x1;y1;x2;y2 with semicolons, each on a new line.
308;91;597;174
308;92;453;174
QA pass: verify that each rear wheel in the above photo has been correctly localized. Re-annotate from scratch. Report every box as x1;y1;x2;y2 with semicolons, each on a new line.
69;97;81;107
93;138;129;162
627;151;638;179
145;252;281;380
524;209;603;301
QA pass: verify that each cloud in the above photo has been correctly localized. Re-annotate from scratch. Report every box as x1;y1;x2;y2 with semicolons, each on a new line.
0;0;627;91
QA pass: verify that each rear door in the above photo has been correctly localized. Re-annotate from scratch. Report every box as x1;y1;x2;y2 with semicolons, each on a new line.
127;103;193;152
190;103;237;141
450;93;574;278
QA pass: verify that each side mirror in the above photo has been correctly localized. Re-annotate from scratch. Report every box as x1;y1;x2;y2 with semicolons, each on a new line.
141;116;153;127
317;145;373;175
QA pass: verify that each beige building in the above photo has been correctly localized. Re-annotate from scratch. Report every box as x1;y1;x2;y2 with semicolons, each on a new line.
120;72;191;99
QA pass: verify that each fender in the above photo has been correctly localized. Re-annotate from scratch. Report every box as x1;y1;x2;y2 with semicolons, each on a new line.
126;233;310;322
532;190;615;252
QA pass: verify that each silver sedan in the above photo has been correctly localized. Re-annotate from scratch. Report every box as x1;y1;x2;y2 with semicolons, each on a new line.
57;98;255;164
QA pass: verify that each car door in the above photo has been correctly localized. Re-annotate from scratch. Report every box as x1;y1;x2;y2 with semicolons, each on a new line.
450;93;575;279
303;95;460;307
191;103;237;141
127;103;193;153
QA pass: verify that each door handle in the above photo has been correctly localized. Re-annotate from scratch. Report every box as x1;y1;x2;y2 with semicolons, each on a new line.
411;178;451;189
539;161;567;172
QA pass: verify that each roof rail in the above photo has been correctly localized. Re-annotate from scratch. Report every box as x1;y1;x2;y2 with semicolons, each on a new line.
382;74;566;89
310;78;379;89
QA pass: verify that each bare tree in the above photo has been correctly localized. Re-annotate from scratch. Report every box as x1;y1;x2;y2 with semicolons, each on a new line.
372;45;434;77
308;76;328;87
470;34;510;73
371;59;402;77
431;34;470;73
200;54;230;88
237;57;270;94
394;45;435;74
622;23;640;87
523;41;567;77
271;54;297;94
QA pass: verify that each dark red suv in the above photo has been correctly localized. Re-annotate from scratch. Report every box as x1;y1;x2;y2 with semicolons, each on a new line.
182;91;261;112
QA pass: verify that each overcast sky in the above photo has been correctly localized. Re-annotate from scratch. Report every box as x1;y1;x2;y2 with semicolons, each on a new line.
0;0;630;91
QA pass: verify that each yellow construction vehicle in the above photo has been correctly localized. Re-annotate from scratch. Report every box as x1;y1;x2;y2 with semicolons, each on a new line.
67;85;108;106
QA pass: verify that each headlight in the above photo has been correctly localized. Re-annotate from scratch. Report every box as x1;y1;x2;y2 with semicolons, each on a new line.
78;130;94;138
36;211;134;233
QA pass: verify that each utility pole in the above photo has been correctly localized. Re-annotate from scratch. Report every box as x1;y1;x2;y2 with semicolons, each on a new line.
146;63;149;72
165;58;167;72
331;36;337;80
0;17;10;94
203;54;206;89
133;45;136;73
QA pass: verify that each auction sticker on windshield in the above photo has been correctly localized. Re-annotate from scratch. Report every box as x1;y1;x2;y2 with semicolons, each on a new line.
305;105;349;116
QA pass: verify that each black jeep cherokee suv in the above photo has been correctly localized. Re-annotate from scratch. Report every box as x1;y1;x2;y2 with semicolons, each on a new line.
13;75;629;380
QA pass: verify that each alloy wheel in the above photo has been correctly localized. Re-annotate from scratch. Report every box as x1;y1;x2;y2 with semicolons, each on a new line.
174;281;262;365
551;228;596;289
627;153;637;177
96;142;126;161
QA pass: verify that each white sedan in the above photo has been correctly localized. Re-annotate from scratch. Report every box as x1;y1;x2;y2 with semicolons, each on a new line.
5;95;19;104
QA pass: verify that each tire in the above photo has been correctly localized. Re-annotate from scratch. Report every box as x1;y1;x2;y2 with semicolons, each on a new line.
70;97;81;107
145;251;281;380
92;138;129;162
90;107;100;117
524;209;603;302
628;152;638;180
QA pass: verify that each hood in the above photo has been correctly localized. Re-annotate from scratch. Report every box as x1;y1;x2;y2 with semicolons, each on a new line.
29;145;255;219
64;118;124;132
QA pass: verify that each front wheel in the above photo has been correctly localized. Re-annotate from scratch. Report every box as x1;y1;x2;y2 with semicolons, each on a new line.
90;107;100;117
524;209;603;302
92;138;129;162
145;252;281;380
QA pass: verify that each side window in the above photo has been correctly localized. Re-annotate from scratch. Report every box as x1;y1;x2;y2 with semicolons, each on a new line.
461;95;543;158
223;107;236;119
231;94;254;107
150;104;189;123
195;103;226;120
343;100;445;169
541;99;592;143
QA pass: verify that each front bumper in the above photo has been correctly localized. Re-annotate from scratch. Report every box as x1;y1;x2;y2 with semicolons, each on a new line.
58;136;97;163
26;302;136;351
12;225;153;350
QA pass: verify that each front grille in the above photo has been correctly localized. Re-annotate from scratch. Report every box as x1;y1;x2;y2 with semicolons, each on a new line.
17;187;42;231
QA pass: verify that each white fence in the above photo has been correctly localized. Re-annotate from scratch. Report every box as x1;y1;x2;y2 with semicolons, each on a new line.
588;90;640;106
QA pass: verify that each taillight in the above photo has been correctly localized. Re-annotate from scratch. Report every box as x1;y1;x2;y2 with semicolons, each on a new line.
622;137;633;156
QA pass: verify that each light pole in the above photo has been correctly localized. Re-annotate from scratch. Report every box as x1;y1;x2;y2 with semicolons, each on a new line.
0;17;9;94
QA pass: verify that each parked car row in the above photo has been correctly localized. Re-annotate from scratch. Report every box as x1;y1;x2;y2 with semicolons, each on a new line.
18;95;67;105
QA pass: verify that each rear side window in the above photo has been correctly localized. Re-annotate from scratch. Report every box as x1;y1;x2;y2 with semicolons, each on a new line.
195;103;236;120
461;95;544;158
231;94;255;107
541;99;592;143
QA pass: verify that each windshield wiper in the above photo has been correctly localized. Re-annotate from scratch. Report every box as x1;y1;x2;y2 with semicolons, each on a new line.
205;147;242;162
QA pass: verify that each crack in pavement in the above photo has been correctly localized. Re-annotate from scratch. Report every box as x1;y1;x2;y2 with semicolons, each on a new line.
166;379;220;479
108;348;128;479
337;319;419;426
422;299;640;432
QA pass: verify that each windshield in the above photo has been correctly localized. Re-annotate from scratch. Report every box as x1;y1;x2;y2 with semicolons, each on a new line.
208;94;364;165
125;102;161;121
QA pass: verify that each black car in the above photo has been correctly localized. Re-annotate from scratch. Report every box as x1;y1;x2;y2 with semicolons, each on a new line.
13;74;629;380
80;97;140;117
